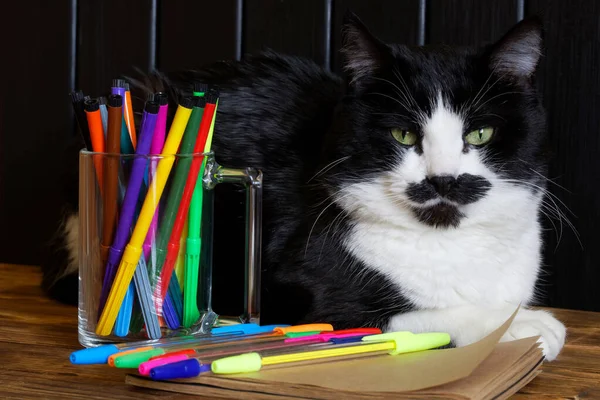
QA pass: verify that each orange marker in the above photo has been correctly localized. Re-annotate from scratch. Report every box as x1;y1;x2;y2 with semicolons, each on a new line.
124;82;137;148
84;99;105;191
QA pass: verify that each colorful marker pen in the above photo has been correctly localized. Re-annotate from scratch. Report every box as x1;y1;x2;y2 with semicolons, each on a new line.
211;331;451;375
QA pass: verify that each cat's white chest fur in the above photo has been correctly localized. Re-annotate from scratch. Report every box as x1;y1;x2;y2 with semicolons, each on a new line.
343;191;542;309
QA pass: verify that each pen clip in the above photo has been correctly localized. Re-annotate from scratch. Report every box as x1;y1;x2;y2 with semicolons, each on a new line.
361;331;451;355
211;323;259;335
211;323;289;336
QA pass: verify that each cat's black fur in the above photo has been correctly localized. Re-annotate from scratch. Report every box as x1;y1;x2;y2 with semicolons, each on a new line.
41;13;546;330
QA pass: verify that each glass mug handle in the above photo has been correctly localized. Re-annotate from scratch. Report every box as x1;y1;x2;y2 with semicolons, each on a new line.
203;155;263;325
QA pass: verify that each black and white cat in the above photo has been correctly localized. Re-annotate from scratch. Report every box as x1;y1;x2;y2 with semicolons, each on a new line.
42;13;566;360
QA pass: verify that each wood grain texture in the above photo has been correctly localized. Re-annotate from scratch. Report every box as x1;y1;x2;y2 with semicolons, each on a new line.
1;264;599;399
243;0;329;66
0;1;75;265
426;0;520;46
77;0;155;97
159;0;239;72
331;0;422;74
526;0;600;312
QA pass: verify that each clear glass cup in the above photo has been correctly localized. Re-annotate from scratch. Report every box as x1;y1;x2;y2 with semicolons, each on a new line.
78;150;262;347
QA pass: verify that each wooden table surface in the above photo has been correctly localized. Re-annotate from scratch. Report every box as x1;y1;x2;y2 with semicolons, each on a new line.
1;263;599;399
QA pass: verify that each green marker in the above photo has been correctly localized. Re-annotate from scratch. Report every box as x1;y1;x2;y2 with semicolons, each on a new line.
184;93;218;327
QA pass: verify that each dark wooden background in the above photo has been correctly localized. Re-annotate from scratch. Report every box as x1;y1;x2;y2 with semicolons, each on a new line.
1;0;598;312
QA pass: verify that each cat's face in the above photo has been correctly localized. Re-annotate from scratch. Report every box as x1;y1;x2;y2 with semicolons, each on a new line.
324;15;547;229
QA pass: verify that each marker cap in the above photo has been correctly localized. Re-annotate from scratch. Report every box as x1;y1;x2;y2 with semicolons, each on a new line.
211;352;262;374
362;331;451;355
150;359;210;380
139;354;190;376
211;323;287;336
114;348;166;368
69;344;119;365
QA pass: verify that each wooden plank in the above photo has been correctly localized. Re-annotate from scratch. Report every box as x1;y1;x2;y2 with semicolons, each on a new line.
159;0;239;72
77;0;155;97
0;1;75;265
427;0;520;45
526;0;600;312
331;0;422;74
243;0;329;66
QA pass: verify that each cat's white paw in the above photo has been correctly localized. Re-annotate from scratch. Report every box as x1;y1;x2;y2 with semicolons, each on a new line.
501;309;566;361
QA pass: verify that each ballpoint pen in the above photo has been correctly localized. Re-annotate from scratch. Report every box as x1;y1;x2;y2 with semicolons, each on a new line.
210;331;451;374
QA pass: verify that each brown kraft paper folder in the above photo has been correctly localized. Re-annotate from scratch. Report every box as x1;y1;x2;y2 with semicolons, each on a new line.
126;306;545;399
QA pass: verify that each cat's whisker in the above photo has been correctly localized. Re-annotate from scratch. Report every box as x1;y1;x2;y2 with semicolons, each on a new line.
393;68;422;113
467;69;507;112
318;209;349;264
305;193;352;257
492;178;582;249
307;156;352;184
369;92;412;113
472;91;523;114
371;76;415;112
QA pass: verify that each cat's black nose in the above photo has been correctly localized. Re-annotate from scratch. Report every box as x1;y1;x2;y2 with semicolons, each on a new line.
426;175;456;197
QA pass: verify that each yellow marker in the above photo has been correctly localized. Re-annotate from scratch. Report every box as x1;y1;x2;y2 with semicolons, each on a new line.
211;331;451;374
96;99;195;336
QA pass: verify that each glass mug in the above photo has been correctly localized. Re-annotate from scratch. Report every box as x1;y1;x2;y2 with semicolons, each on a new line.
78;150;262;347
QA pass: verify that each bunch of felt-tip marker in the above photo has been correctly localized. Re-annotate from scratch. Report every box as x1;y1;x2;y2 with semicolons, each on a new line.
70;322;452;380
71;79;220;340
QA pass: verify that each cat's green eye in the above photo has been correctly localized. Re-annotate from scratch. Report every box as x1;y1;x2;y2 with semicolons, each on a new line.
465;127;495;146
391;128;418;146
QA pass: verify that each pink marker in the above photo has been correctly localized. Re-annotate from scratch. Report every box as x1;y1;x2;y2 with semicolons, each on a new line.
142;93;169;259
139;354;189;376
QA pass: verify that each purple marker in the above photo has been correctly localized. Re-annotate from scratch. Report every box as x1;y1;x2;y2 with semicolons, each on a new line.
98;101;159;314
143;93;169;259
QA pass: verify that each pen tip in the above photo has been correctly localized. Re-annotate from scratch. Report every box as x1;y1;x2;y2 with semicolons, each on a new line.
155;92;169;106
193;82;208;94
112;78;127;89
145;100;160;114
70;90;84;103
84;98;100;112
108;94;123;107
179;96;195;109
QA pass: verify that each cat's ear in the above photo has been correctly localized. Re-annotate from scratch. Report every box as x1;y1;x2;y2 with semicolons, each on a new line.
341;11;390;85
487;16;544;80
